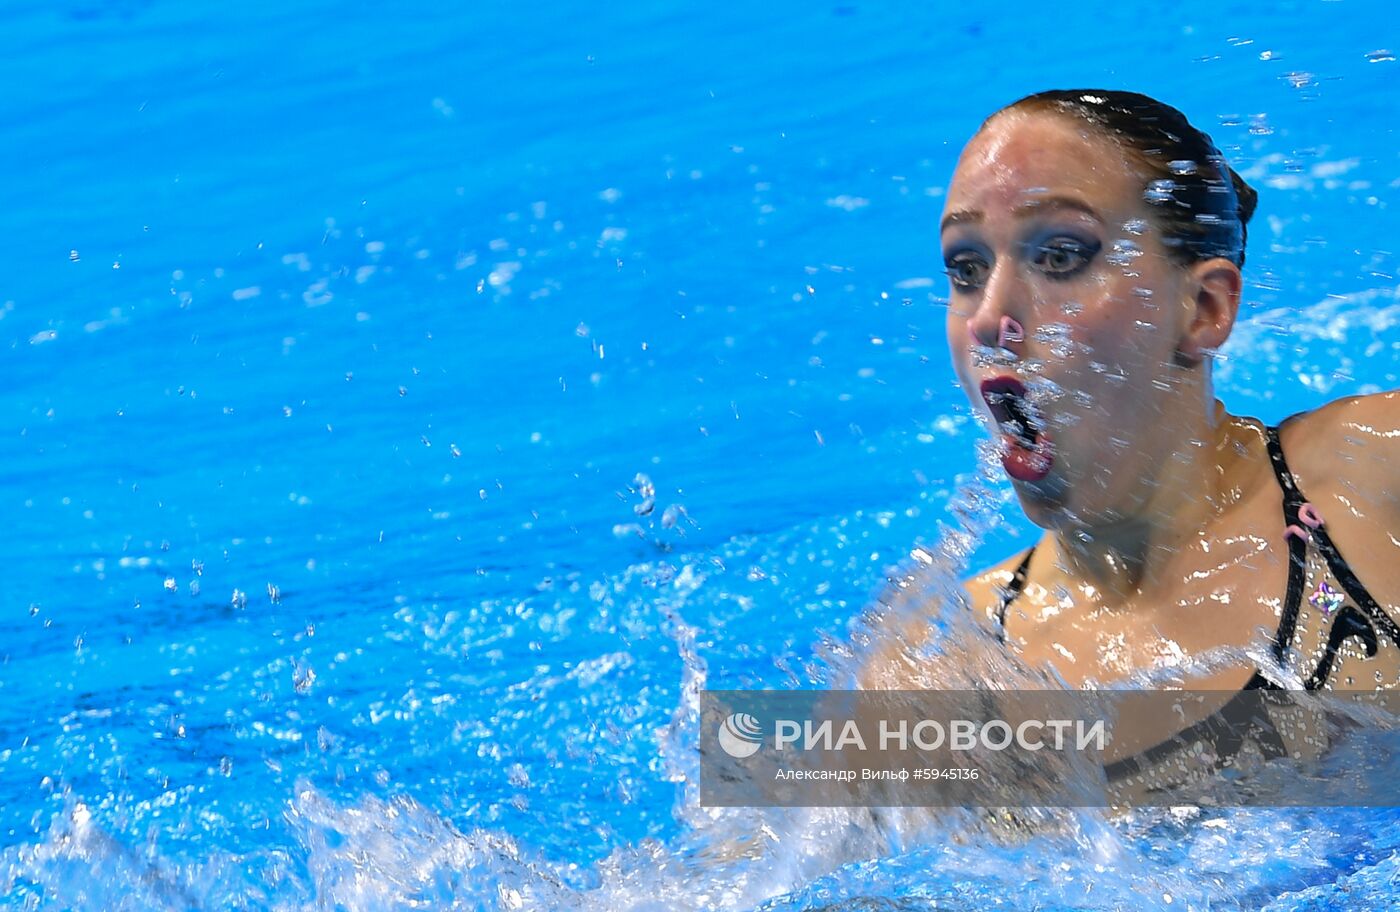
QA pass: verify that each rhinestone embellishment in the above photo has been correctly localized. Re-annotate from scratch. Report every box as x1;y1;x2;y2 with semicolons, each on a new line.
1309;581;1344;616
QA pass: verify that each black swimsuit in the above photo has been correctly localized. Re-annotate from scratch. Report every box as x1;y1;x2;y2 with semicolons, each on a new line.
993;423;1395;782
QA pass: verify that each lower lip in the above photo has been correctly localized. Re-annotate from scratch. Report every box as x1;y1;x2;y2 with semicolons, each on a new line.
1001;430;1054;482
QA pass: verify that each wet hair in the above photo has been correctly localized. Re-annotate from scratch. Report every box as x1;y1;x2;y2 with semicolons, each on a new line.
986;89;1258;268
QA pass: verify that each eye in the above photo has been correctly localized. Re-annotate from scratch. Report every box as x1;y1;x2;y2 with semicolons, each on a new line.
1032;238;1098;278
944;252;990;290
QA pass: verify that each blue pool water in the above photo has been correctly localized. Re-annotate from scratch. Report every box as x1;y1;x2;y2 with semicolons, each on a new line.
3;1;1399;908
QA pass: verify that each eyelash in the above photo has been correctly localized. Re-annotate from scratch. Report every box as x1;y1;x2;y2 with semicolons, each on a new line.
943;238;1100;291
1034;239;1099;279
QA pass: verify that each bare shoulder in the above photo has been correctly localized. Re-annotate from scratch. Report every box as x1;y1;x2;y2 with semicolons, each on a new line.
855;546;1031;688
1279;390;1400;523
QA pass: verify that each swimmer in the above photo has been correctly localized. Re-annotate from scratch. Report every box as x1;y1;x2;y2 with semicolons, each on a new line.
863;90;1399;705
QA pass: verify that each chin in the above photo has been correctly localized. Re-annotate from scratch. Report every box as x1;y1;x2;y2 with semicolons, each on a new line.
1012;476;1073;529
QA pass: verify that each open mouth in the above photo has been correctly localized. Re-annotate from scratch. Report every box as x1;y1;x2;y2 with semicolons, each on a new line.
979;376;1054;482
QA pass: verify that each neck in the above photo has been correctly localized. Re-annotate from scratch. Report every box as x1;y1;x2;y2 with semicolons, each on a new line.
1042;396;1259;605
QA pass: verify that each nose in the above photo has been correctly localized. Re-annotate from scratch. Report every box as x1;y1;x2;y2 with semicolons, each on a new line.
964;265;1029;354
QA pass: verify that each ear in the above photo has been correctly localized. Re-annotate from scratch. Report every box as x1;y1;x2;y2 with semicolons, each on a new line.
1176;258;1241;365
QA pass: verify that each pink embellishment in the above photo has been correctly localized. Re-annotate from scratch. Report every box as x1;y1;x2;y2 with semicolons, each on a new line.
1284;524;1311;543
998;316;1025;347
1299;502;1323;528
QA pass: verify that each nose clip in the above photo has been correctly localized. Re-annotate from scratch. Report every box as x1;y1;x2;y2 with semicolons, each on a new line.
998;316;1025;348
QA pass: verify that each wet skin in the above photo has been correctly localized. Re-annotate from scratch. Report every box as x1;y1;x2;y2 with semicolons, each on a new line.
864;111;1400;692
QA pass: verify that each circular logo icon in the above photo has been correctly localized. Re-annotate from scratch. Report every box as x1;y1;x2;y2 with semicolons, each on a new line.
717;712;763;759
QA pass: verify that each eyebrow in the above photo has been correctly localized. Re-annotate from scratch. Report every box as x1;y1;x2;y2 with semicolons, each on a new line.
939;196;1105;232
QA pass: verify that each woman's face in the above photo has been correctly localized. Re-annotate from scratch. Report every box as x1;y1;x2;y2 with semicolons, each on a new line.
942;110;1198;528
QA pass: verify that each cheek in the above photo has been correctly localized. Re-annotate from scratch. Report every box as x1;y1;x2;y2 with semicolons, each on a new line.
1062;283;1176;371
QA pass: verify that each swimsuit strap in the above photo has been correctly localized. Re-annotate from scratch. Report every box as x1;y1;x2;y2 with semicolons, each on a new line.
996;546;1036;640
1263;422;1400;678
1263;424;1309;664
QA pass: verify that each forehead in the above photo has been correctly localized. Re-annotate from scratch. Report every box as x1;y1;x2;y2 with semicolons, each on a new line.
944;111;1141;219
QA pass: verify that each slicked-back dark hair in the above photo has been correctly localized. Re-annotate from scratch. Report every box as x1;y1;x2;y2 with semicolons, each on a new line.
987;89;1258;267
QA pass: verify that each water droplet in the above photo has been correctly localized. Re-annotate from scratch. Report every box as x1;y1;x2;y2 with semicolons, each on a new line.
1365;49;1395;63
1168;160;1198;176
293;659;316;694
231;589;247;609
1107;239;1143;268
69;249;79;262
1032;322;1076;359
1144;179;1175;204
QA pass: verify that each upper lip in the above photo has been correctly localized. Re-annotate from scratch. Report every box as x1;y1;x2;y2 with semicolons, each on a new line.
979;375;1038;444
979;375;1026;423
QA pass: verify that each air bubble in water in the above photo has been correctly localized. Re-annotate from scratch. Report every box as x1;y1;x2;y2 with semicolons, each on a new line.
1168;160;1198;176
